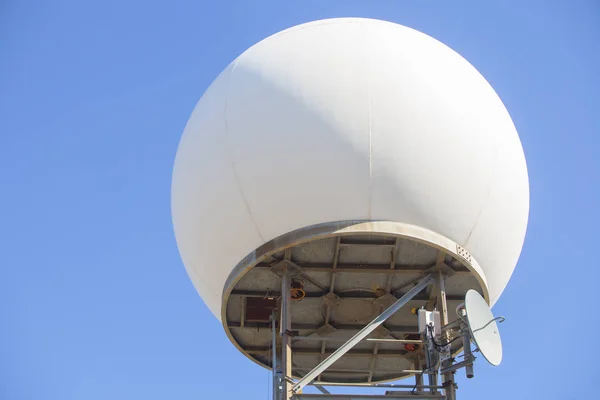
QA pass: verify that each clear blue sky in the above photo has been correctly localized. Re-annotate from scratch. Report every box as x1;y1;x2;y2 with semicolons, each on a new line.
1;1;599;399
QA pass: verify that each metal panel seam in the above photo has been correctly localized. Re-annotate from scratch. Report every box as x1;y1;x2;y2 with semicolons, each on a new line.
223;58;265;243
462;137;500;247
365;20;373;220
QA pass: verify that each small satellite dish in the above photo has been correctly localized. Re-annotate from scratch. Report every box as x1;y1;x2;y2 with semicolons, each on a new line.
464;289;504;366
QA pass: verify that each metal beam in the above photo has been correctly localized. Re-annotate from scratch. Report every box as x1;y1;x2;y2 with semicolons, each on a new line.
294;367;423;375
385;238;402;292
414;357;424;394
315;386;331;394
369;239;400;382
339;242;398;248
311;382;443;389
367;344;379;382
271;312;279;400
437;271;456;400
240;296;246;328
248;348;411;358
228;321;419;333
292;275;434;393
319;237;341;381
460;323;474;379
292;337;424;344
253;262;470;275
294;393;444;399
281;252;294;400
230;289;464;302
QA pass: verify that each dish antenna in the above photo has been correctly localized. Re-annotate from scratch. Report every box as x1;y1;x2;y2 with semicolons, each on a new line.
463;289;504;367
427;289;505;384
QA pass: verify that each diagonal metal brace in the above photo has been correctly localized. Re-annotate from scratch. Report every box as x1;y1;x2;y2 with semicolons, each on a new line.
292;274;434;393
315;386;331;394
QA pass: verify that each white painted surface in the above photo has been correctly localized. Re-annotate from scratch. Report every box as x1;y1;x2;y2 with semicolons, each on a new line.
465;289;503;366
171;18;529;318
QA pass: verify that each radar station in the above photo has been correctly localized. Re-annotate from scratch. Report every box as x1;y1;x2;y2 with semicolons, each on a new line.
171;18;529;400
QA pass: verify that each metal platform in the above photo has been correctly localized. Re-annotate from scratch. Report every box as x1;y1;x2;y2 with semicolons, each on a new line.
222;221;487;385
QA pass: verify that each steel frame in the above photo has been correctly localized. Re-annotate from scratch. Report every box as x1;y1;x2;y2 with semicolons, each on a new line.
293;274;434;393
224;223;492;386
269;266;477;400
294;394;445;399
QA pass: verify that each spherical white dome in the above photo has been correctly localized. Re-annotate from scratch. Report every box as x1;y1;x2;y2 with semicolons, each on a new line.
172;18;529;319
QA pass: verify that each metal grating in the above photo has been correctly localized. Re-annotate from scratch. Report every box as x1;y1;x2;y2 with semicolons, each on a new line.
225;233;484;384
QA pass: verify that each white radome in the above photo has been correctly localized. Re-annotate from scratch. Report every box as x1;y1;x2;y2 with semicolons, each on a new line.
171;18;529;319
